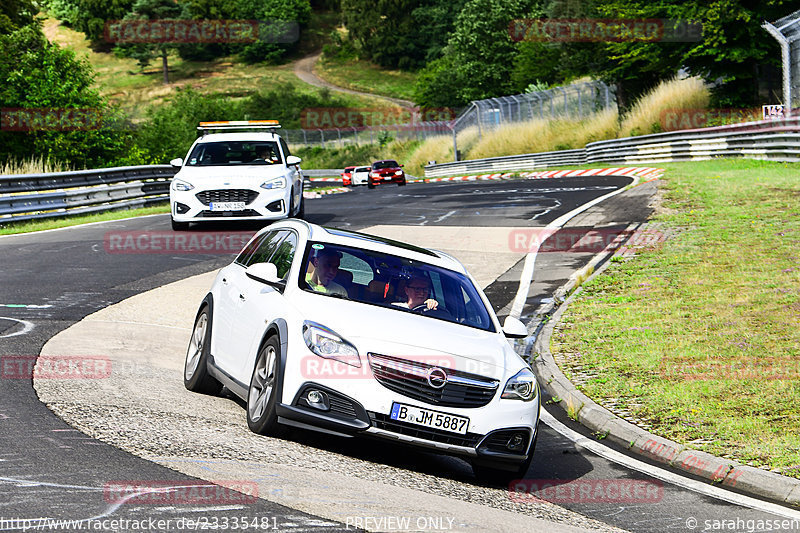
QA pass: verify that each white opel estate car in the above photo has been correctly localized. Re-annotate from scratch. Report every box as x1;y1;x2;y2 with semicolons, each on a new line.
169;121;304;231
184;220;540;479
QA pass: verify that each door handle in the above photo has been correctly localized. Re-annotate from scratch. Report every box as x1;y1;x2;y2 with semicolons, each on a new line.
239;294;246;301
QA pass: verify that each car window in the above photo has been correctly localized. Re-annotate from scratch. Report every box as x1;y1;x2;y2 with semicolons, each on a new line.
186;141;283;166
372;160;398;169
245;230;289;267
298;241;495;332
235;232;270;266
270;232;298;279
279;138;291;159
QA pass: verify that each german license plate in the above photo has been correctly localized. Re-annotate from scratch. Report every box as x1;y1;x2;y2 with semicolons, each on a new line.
209;201;245;211
383;176;393;181
390;402;469;434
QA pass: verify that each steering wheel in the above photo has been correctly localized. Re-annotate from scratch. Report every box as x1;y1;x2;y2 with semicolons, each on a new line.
411;304;453;319
411;304;431;313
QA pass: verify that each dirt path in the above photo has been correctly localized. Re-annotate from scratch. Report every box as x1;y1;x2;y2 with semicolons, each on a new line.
293;53;415;109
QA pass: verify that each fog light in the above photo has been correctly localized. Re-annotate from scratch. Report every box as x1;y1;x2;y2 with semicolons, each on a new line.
507;433;526;452
305;389;329;410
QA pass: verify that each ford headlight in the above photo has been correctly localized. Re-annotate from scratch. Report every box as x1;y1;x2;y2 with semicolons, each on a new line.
260;177;287;190
171;179;194;191
501;368;538;401
302;321;361;367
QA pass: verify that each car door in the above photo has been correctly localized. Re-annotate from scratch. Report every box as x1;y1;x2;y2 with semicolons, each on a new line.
213;230;288;377
229;230;299;383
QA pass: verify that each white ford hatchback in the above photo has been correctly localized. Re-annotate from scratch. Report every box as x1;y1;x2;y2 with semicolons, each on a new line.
184;220;540;479
169;121;304;231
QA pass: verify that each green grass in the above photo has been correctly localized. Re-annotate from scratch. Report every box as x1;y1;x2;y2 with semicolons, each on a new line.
42;17;390;122
0;204;169;235
315;56;418;102
551;159;800;476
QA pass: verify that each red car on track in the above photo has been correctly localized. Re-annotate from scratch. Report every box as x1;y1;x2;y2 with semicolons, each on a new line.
341;166;356;186
368;160;406;188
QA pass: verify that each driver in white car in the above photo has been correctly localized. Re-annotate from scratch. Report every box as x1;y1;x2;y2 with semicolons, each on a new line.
393;275;439;311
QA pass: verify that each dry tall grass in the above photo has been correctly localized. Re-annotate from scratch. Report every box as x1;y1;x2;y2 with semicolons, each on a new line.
466;108;619;160
618;76;709;137
0;157;68;175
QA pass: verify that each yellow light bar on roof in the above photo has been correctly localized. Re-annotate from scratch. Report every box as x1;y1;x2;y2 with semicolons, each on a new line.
198;120;279;127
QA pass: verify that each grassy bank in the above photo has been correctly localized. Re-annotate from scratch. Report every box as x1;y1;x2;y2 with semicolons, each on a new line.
41;18;388;122
315;56;418;102
0;205;169;236
551;159;800;477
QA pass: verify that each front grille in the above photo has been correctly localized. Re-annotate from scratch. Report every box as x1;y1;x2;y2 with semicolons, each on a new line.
196;189;258;206
329;395;358;418
369;412;482;448
368;353;499;408
198;209;260;218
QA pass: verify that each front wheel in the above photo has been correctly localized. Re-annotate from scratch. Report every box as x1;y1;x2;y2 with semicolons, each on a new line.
171;218;189;231
246;337;286;436
367;182;375;189
184;305;222;395
398;179;406;186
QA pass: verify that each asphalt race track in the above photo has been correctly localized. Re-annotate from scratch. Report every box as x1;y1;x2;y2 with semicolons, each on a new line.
1;176;797;532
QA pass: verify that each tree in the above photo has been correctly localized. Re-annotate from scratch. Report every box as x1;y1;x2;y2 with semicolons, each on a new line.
1;0;37;34
114;0;183;84
0;25;133;168
414;0;536;107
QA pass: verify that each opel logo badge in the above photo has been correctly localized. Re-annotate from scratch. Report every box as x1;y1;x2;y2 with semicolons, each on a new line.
426;367;447;389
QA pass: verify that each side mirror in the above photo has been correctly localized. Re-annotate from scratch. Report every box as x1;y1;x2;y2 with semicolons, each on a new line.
502;316;528;338
170;158;183;168
246;263;285;290
286;155;302;166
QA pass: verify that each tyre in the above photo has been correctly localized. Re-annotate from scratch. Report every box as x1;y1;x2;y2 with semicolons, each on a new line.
246;336;286;436
184;305;223;395
367;181;375;189
398;179;406;186
171;218;189;231
293;190;305;219
473;432;537;484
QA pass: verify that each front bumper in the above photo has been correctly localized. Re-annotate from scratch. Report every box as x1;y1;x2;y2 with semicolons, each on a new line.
171;187;291;222
370;173;405;185
277;381;538;464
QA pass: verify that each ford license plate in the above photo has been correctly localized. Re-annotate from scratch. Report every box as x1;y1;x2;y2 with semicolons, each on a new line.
390;402;469;434
209;201;245;212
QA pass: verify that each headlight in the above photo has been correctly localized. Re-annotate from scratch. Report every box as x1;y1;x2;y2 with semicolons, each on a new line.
370;172;379;177
395;170;403;175
260;177;287;190
501;368;538;401
302;321;361;367
171;179;194;191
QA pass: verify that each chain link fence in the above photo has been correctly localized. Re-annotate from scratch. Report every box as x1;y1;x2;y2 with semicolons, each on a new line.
283;80;616;159
764;10;800;115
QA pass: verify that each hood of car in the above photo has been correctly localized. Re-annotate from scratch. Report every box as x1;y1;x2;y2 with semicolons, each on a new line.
295;293;518;380
175;165;291;184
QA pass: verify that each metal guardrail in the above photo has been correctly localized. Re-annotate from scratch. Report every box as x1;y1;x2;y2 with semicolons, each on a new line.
0;165;346;224
0;165;176;223
424;117;800;176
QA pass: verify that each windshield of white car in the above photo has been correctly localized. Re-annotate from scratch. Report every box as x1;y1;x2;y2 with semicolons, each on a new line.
298;242;496;332
186;141;282;166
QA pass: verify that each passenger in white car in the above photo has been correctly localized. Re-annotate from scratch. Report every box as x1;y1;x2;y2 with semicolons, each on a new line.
305;247;348;297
